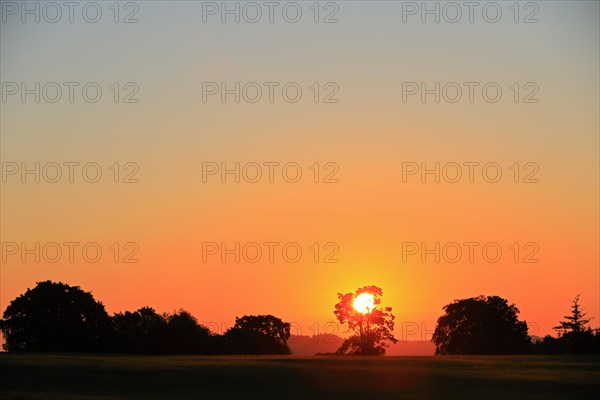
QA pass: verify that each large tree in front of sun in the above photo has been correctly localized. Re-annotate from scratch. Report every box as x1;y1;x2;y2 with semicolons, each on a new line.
333;286;398;355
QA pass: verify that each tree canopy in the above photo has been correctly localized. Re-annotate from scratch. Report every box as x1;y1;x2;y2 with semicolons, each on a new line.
0;280;110;352
431;295;530;355
224;315;291;354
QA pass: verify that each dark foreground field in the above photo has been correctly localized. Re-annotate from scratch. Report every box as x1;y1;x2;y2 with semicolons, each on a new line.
1;354;599;400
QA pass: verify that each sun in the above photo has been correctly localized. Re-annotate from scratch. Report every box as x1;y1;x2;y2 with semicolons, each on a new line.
353;292;375;314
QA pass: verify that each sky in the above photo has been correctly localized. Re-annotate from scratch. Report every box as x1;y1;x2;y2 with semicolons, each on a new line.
1;0;599;350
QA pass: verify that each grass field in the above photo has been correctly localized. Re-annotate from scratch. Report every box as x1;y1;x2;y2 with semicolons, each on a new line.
1;354;599;399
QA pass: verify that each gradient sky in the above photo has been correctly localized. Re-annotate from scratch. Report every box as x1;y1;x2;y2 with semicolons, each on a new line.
1;1;599;351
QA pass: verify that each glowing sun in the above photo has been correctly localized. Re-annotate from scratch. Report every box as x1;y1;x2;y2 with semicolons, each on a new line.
353;293;375;314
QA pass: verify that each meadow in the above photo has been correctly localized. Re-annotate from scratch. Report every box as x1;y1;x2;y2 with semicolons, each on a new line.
1;354;599;399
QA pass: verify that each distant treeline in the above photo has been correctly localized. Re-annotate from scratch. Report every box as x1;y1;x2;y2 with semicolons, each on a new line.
530;332;600;355
0;281;291;354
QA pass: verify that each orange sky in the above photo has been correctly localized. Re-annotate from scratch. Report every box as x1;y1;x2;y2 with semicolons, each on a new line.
1;1;599;349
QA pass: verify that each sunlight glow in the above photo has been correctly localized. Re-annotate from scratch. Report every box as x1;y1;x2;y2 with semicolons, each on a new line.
353;293;375;314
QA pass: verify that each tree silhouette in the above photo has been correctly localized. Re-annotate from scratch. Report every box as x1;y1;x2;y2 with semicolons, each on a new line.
112;308;214;354
0;281;110;352
112;307;167;353
164;309;212;354
224;315;291;354
432;295;530;355
553;294;591;335
552;294;595;354
333;286;398;355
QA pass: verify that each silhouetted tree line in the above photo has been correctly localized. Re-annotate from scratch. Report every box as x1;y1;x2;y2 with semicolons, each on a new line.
0;281;291;354
432;294;600;355
3;282;599;356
